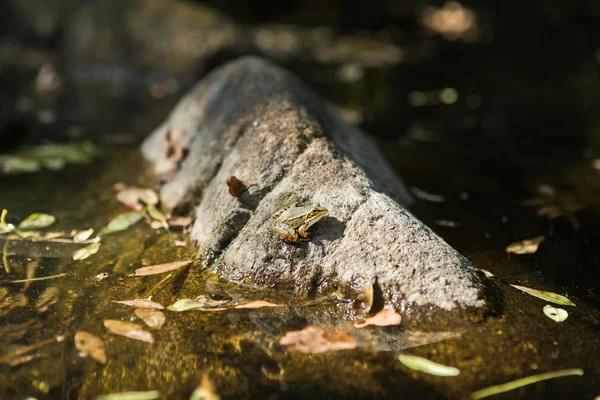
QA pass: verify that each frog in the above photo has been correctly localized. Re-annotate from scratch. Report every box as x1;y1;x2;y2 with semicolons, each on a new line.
272;204;328;243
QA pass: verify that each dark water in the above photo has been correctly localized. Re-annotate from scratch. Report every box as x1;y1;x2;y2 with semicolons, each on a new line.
1;1;600;399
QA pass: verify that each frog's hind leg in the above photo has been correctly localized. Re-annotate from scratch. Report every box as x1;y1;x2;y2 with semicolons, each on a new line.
274;225;299;243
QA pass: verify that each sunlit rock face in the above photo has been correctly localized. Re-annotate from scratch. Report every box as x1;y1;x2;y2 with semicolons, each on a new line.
142;56;492;324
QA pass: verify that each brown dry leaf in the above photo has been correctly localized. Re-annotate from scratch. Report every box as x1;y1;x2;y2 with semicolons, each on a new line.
114;298;164;310
135;308;166;329
506;235;545;255
103;320;154;343
74;331;107;364
134;260;192;276
354;309;402;328
280;325;358;354
116;187;159;211
226;176;250;198
231;300;283;309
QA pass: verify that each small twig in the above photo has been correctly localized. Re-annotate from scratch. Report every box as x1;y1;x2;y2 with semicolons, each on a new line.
0;235;92;244
0;334;70;364
3;272;67;284
144;272;174;298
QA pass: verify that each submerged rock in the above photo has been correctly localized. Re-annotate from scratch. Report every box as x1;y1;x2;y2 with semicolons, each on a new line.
142;56;491;323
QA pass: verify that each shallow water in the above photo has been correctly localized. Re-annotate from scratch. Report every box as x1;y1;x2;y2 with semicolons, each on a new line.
0;139;598;399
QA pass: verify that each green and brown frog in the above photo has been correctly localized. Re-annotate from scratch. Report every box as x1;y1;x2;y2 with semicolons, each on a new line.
272;204;328;243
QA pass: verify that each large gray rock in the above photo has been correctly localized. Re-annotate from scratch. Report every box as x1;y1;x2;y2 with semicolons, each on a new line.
142;56;490;322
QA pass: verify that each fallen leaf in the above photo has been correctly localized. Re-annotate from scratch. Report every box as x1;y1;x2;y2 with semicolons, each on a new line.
73;228;94;243
135;308;166;329
279;325;358;354
117;187;158;211
17;213;56;230
167;296;229;312
477;269;495;278
231;300;283;309
409;186;445;202
94;272;109;282
74;331;107;364
73;241;101;260
354;309;402;328
114;299;164;310
434;220;460;228
94;390;161;400
511;285;576;306
543;305;569;322
103;320;154;344
470;368;584;399
506;235;545;255
99;212;143;236
190;374;220;400
226;176;250;198
134;260;192;276
0;156;40;174
398;354;459;376
146;205;168;229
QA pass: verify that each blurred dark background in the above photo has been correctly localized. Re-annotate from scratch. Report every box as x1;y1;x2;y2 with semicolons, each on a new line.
1;0;600;163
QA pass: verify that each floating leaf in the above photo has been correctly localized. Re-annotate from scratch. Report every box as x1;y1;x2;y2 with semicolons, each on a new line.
103;320;154;343
75;331;107;364
116;187;158;211
231;300;283;309
73;228;94;243
543;305;569;322
190;374;220;400
409;186;445;202
167;296;229;312
354;309;402;328
398;354;460;376
470;368;584;399
506;235;545;255
511;285;576;306
146;205;168;230
279;325;358;354
135;308;166;329
95;390;160;400
114;299;164;310
134;260;192;276
73;241;101;260
99;212;143;236
0;156;40;174
18;213;55;230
